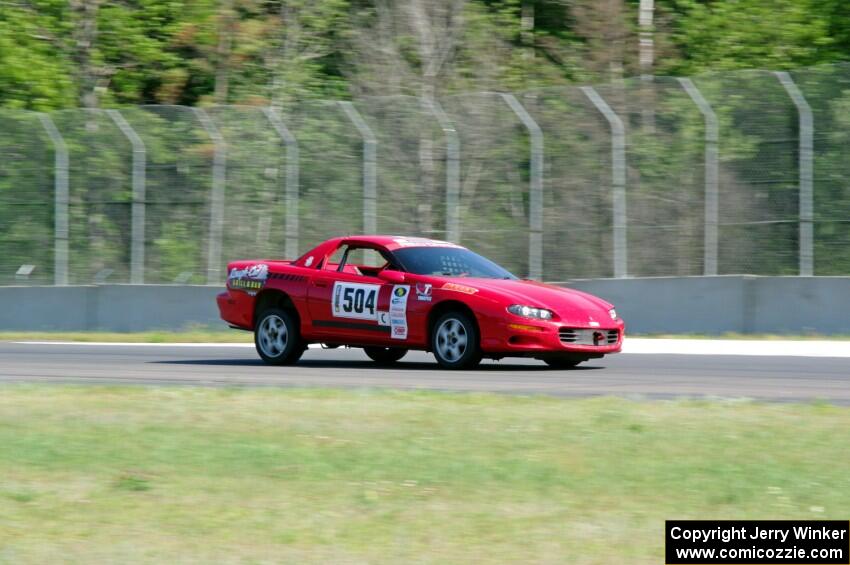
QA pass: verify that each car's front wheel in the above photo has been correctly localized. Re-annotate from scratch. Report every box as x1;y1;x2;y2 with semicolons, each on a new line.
432;311;482;369
254;308;304;365
363;347;407;365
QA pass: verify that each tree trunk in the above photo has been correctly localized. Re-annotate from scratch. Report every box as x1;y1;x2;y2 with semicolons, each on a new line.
215;0;234;105
639;0;656;132
71;0;100;108
521;1;534;60
419;85;437;235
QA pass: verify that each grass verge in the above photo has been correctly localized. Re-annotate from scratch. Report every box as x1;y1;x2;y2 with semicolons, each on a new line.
633;332;850;340
0;330;253;343
0;386;847;563
2;330;849;343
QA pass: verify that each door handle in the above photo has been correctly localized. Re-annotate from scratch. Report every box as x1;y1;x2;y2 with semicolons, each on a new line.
312;279;328;288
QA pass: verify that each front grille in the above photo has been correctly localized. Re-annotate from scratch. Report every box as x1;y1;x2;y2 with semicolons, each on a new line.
559;328;619;345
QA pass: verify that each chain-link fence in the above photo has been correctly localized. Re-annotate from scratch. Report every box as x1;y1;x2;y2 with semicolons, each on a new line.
3;63;850;285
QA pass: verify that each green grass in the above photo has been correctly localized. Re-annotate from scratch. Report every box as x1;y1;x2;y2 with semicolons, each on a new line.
633;332;850;340
0;330;253;343
0;387;848;563
1;330;848;343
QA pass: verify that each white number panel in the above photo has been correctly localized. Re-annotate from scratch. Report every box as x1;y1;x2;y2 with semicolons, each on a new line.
331;282;381;321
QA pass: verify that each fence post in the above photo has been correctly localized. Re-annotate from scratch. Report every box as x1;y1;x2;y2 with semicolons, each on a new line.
581;86;628;278
339;102;377;235
501;94;543;280
262;107;300;259
678;78;719;276
106;110;146;284
193;108;227;284
36;113;69;286
775;71;814;277
423;97;461;243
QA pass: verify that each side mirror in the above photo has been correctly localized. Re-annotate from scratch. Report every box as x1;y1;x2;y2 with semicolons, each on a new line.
378;269;406;284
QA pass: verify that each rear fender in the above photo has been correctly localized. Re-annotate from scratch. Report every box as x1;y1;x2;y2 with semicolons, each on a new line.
254;289;301;330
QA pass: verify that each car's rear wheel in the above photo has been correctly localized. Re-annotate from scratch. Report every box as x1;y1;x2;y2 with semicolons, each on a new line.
543;356;586;369
432;311;482;369
363;346;408;365
254;307;304;365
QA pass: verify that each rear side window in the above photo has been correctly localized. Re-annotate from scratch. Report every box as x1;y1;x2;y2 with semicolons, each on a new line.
323;246;347;271
321;244;394;275
358;248;386;268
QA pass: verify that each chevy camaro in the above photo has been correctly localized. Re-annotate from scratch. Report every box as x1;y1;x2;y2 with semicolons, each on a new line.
217;236;624;369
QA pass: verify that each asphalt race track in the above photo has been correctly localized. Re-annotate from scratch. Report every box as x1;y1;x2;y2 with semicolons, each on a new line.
1;341;848;403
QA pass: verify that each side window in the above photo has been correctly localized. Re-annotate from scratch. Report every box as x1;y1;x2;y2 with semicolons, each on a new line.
358;248;387;269
323;245;348;271
322;244;391;276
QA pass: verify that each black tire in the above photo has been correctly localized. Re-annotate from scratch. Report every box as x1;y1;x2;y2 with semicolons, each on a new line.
431;310;482;370
254;307;305;365
363;346;408;365
543;356;585;369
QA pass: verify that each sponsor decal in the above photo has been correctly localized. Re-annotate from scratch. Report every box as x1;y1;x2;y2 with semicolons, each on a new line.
229;279;263;291
441;282;478;295
589;321;600;327
415;283;432;302
332;281;380;321
389;284;410;340
246;264;268;279
229;264;269;282
228;264;269;294
377;311;390;326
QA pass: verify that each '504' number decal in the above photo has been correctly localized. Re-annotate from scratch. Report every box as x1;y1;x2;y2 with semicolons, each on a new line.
332;282;379;320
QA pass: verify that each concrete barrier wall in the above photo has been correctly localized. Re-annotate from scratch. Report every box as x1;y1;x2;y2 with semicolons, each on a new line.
563;276;850;334
0;277;848;334
94;285;223;332
0;285;222;332
0;286;98;331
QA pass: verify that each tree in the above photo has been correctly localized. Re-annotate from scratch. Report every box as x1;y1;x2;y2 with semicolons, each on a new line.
0;1;75;110
659;0;836;75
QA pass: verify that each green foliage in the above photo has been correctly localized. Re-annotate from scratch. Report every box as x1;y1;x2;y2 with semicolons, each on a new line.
2;0;850;108
0;2;75;110
661;0;839;75
2;1;850;280
0;112;54;283
95;0;189;105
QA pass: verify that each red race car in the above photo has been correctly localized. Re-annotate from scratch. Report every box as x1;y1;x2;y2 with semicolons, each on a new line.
217;236;624;369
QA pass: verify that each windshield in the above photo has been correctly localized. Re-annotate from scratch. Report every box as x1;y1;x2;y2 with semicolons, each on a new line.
392;247;517;279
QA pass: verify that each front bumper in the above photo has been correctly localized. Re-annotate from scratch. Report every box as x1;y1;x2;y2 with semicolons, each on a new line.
480;317;625;356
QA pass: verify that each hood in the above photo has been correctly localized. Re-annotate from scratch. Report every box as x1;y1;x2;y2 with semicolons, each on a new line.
453;278;614;326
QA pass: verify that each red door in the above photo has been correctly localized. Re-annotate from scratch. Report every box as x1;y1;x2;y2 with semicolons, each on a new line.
307;272;396;344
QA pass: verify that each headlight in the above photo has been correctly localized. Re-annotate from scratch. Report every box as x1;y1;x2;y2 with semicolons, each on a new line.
508;304;554;320
609;308;617;320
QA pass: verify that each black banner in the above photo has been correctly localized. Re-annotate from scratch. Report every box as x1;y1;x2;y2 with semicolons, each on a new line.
666;520;849;564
